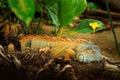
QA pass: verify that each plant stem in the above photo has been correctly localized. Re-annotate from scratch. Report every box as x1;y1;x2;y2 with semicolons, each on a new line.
105;0;120;56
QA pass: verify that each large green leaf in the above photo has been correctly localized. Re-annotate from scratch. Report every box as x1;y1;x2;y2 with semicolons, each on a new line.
73;0;87;16
57;0;87;26
73;19;105;33
46;0;87;27
57;0;74;26
8;0;35;26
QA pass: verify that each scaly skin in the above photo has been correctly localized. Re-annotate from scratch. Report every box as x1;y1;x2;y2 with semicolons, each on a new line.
19;35;103;62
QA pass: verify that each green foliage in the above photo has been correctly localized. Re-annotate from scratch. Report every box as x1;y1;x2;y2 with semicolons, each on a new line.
87;2;100;11
6;0;105;35
57;0;87;26
8;0;35;26
70;19;105;34
34;0;44;13
46;0;87;27
0;0;7;8
22;22;42;35
45;1;60;28
45;0;87;35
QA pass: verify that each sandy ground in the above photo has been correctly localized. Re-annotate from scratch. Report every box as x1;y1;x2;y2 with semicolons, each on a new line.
72;27;120;60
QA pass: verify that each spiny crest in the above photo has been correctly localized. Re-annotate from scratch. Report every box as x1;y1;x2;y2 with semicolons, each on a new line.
19;35;88;43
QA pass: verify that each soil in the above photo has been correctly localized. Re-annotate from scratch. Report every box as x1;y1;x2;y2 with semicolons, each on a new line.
1;25;120;80
0;48;120;80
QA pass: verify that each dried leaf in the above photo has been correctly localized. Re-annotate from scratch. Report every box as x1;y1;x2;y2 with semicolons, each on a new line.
8;43;15;53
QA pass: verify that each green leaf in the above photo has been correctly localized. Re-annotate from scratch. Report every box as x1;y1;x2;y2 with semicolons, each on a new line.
46;6;60;28
73;19;105;33
8;0;35;26
57;0;87;26
73;0;87;16
45;0;87;28
57;0;74;26
45;0;60;28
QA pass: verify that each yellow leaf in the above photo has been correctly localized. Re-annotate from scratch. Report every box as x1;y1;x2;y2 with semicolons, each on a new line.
89;22;100;32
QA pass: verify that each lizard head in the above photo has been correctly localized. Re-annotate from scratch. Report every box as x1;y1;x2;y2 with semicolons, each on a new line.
74;41;102;62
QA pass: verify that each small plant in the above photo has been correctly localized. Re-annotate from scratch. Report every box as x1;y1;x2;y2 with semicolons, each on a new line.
7;0;105;36
70;19;105;34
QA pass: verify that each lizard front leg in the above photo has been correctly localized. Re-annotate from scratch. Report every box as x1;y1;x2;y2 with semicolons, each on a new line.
64;49;76;61
39;47;51;54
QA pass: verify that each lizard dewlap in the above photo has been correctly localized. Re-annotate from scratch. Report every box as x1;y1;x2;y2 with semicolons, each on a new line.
19;35;103;62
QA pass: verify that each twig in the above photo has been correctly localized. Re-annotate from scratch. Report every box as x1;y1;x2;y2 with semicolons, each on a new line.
105;0;120;56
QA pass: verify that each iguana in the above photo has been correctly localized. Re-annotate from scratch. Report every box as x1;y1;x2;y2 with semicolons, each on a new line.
19;35;103;62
